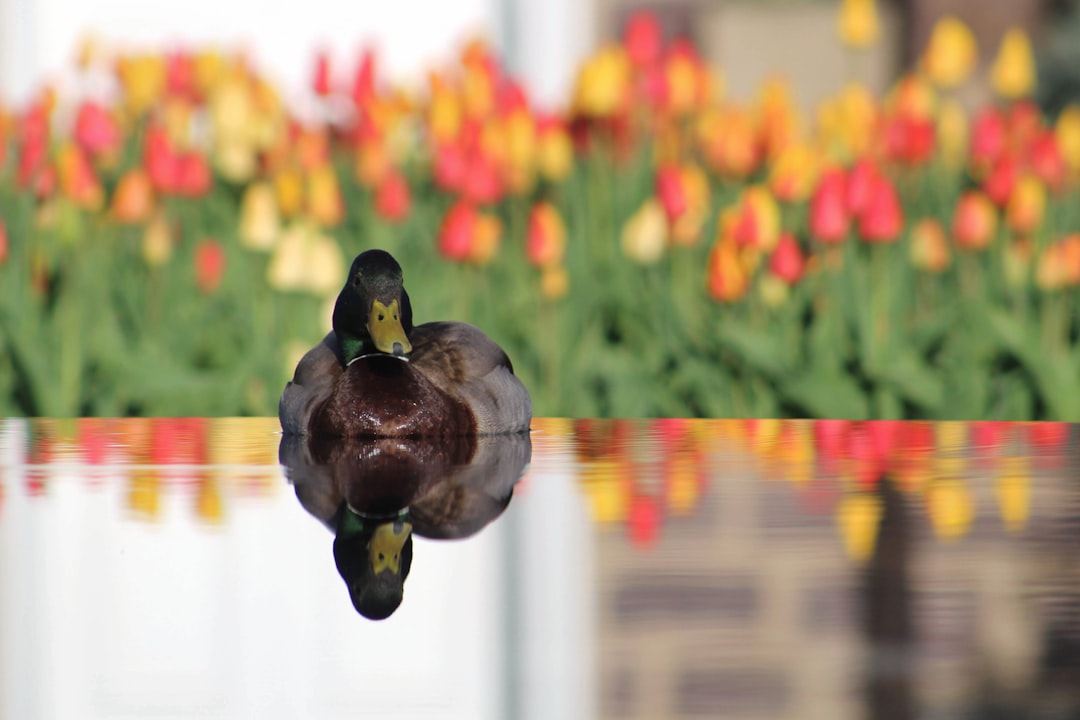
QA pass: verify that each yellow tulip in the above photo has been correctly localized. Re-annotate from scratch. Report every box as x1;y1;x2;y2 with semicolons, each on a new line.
937;97;969;169
239;182;281;251
922;16;978;88
537;122;573;181
306;165;344;227
621;199;667;264
837;0;879;49
267;221;345;296
540;264;570;300
117;54;166;116
572;45;630;117
142;211;173;267
991;28;1036;99
1056;104;1080;176
1005;174;1046;235
274;167;304;219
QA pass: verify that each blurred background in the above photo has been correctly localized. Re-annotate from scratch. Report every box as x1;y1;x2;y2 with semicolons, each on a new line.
2;0;1080;420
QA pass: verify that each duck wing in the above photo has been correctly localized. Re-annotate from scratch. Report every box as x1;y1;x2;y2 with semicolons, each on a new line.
279;332;344;435
408;321;532;434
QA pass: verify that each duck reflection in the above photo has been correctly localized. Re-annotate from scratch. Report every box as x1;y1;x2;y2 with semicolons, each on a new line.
279;432;531;620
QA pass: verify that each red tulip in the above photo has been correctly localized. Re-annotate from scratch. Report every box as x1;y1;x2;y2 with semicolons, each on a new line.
144;125;181;193
885;115;935;165
624;11;663;68
194;239;226;293
434;142;468;193
1029;131;1066;191
74;101;120;157
526;201;567;268
312;50;332;97
165;51;197;99
655;164;687;222
857;173;903;243
809;167;849;243
769;233;805;284
351;48;377;108
983;153;1018;207
460;151;503;204
16;107;49;189
628;492;660;548
374;169;411;222
971;107;1006;172
845;158;877;217
438;201;477;261
177;151;212;197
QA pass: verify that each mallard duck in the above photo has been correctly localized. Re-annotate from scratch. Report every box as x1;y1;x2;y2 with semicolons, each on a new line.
279;249;532;437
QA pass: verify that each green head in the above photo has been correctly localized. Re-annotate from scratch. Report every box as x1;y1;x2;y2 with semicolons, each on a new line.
332;250;414;364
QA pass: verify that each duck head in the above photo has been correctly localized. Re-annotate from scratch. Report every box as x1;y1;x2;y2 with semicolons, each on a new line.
332;250;414;365
333;508;414;620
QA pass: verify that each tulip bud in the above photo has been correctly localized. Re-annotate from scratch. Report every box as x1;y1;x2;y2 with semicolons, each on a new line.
110;168;155;224
909;218;950;272
706;241;749;302
1005;174;1046;235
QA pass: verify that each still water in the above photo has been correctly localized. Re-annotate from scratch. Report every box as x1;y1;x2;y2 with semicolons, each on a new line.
0;418;1077;720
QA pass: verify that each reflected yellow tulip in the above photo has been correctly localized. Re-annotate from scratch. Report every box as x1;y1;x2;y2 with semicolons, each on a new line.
837;492;882;561
926;479;974;540
995;457;1029;532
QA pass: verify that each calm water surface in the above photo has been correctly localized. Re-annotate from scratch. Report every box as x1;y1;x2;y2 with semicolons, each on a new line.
0;418;1077;720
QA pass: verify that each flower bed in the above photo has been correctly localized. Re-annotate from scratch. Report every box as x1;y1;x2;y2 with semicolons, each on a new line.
0;6;1078;419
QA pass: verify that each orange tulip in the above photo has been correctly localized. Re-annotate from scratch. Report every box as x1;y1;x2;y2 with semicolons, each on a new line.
1005;174;1046;235
110;168;155;223
909;218;950;272
437;201;501;265
732;186;781;251
142;211;173;266
951;190;997;250
706;241;749;302
306;165;344;227
56;143;103;209
526;201;567;269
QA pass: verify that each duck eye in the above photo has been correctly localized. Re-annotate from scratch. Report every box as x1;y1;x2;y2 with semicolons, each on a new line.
351;275;361;288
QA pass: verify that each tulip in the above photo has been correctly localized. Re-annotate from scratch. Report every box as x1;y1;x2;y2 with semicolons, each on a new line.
110;168;155;224
117;53;166;115
177;151;212;198
434;141;468;193
469;211;502;265
1005;174;1045;235
991;28;1036;99
351;48;377;108
809;167;850;243
460;151;503;205
1029;131;1066;191
837;0;879;49
671;164;710;246
922;16;977;88
274;167;304;219
572;45;630;117
621;199;667;264
909;218;950;272
733;186;781;251
937;98;969;169
624;11;662;68
655;164;687;223
73;101;120;157
194;239;226;293
769;233;805;285
769;143;820;202
0;219;8;265
1002;237;1033;289
373;169;411;223
537;116;573;181
1035;243;1069;292
540;264;570;300
697;107;760;179
144;125;181;194
857;173;903;243
1063;234;1080;286
312;50;332;97
1056;104;1080;177
267;222;346;295
306;164;344;227
438;201;476;262
526;201;567;269
661;43;706;116
706;241;749;302
142;211;173;267
983;153;1019;207
845;157;877;217
970;107;1006;174
951;190;997;250
56;143;103;210
239;182;280;250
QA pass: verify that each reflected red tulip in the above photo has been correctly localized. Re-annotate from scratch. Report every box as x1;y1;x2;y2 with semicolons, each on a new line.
628;492;660;548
